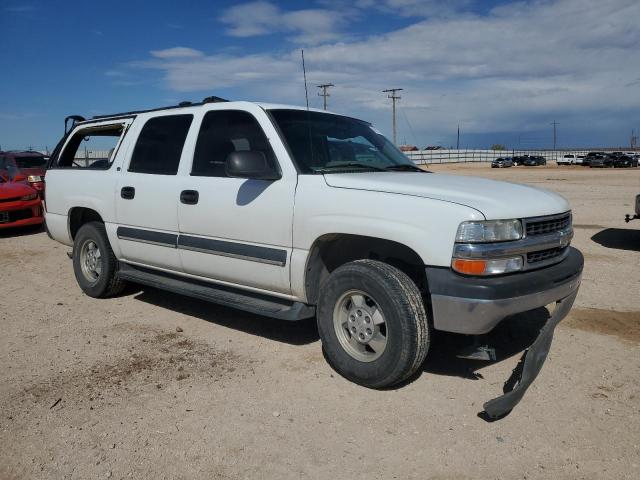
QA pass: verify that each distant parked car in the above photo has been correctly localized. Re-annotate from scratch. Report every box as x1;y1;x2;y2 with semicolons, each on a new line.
491;157;513;168
589;155;614;168
0;173;44;230
0;151;47;197
523;155;546;166
574;155;585;165
613;155;638;168
557;154;575;165
583;152;606;167
512;155;528;166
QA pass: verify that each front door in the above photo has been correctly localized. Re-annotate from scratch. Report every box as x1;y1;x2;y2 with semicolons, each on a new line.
177;106;296;294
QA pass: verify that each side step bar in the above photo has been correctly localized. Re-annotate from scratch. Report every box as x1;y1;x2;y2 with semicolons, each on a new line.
117;263;316;321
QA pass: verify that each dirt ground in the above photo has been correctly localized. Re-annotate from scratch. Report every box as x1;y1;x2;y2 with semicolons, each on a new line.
1;163;639;480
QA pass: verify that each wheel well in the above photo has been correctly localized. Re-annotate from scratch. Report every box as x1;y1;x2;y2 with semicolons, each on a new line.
68;207;103;240
304;234;428;305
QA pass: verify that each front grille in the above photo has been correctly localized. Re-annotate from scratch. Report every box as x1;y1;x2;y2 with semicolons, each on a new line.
527;246;567;264
8;209;32;222
0;196;21;203
525;213;571;236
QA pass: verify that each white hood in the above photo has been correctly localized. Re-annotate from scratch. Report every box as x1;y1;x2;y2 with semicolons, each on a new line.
323;172;570;219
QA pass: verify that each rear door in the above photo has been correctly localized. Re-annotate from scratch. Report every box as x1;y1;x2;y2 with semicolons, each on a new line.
115;113;193;271
176;105;296;294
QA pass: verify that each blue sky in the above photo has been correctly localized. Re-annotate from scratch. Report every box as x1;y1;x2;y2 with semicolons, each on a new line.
1;0;639;151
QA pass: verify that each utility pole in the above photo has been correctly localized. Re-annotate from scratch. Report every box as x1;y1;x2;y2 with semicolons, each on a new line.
631;129;637;149
456;124;460;149
317;83;334;110
383;88;403;145
551;120;559;150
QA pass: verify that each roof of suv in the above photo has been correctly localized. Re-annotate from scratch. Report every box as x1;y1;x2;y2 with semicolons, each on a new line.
81;100;329;126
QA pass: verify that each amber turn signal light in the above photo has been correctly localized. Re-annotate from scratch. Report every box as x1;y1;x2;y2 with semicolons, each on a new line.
452;258;487;275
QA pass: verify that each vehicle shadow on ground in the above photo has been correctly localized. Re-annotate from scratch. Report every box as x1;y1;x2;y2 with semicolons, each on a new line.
421;307;550;381
131;286;320;346
131;284;550;375
0;224;44;238
591;228;640;252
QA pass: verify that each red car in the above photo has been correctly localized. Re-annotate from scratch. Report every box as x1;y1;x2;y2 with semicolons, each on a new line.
0;174;43;230
0;151;47;196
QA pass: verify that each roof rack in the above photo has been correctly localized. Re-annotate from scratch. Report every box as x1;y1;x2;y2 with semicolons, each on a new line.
202;95;227;104
91;96;229;120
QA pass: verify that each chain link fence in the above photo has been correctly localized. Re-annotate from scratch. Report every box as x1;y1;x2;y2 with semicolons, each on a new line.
405;148;639;165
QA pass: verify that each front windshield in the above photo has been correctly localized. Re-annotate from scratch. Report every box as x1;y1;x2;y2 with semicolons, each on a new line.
15;156;47;169
270;109;418;173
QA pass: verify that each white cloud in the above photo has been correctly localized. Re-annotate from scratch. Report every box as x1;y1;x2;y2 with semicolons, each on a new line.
128;0;640;144
219;1;351;44
150;47;205;59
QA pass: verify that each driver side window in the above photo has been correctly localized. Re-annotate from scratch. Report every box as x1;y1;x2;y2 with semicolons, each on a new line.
57;124;126;169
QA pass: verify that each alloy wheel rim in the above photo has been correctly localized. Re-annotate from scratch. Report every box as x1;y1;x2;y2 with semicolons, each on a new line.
79;239;102;282
333;289;387;362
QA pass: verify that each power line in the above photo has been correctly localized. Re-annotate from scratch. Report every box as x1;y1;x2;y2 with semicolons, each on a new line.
317;83;334;110
399;106;418;147
382;88;403;145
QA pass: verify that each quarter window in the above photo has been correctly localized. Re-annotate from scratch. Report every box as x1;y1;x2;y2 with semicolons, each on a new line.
191;110;277;177
57;124;126;169
129;115;193;175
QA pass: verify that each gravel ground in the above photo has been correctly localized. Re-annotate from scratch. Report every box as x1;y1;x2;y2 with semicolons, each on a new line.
1;163;639;480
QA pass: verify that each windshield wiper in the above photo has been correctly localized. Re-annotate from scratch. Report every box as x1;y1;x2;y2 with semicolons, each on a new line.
314;162;386;172
384;164;424;172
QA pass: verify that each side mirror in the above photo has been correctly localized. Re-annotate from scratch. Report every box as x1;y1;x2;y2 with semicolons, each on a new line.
225;151;281;181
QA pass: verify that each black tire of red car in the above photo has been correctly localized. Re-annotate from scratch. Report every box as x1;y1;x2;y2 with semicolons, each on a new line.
72;221;126;298
316;259;430;388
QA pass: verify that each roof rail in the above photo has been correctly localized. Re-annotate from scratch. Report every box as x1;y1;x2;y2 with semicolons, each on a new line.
91;96;229;120
202;96;228;103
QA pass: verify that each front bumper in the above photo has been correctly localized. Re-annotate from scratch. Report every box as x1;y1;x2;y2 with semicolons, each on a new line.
426;247;583;419
0;199;44;230
427;247;583;335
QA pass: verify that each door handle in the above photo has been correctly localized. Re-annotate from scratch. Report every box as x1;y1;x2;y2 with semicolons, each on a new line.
121;186;135;200
180;190;199;205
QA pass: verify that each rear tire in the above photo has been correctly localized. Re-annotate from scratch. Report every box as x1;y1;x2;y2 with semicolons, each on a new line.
316;260;429;388
72;221;126;298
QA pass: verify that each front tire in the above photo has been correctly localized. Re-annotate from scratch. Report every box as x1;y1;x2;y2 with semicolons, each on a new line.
317;260;429;388
72;222;126;298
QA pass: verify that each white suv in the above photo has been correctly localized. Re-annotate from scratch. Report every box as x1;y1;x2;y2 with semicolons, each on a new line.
44;99;583;418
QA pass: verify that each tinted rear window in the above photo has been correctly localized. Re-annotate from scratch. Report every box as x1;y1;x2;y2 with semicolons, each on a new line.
15;156;47;168
129;115;193;175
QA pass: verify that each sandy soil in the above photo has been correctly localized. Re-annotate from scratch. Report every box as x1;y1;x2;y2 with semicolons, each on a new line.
1;163;639;480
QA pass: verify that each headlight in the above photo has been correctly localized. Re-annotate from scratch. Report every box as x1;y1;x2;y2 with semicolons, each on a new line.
27;175;43;183
452;256;523;276
21;193;38;201
455;219;523;243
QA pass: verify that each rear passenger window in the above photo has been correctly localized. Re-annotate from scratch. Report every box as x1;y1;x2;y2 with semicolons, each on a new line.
129;115;193;175
191;110;277;177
